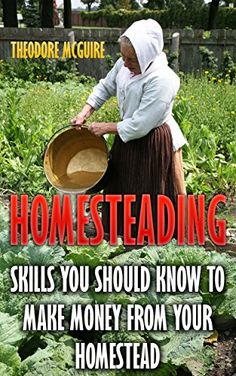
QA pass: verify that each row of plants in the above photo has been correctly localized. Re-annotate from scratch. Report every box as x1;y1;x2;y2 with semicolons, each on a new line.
0;204;236;375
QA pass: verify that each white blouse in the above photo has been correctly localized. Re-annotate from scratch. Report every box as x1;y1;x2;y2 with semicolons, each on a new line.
87;56;186;151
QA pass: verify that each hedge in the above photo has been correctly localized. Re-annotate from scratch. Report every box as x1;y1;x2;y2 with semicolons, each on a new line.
79;7;236;29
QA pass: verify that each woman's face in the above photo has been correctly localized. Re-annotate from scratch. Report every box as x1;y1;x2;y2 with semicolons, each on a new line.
120;42;141;75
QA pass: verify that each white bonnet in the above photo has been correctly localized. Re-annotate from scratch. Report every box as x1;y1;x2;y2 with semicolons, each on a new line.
121;19;164;74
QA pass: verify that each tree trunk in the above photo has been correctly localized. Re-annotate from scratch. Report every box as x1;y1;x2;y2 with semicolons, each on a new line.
2;0;18;27
207;0;220;30
157;0;166;9
64;0;72;28
41;0;54;28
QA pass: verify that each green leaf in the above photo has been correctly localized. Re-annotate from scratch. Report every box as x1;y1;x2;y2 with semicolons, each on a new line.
0;312;25;346
22;242;65;265
160;330;211;365
66;240;123;268
19;340;75;376
0;343;21;375
216;286;236;318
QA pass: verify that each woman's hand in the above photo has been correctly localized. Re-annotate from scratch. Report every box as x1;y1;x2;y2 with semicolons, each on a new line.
89;122;118;136
70;104;95;130
70;112;86;129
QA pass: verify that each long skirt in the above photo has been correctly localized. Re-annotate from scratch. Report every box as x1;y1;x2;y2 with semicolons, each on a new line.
102;123;178;240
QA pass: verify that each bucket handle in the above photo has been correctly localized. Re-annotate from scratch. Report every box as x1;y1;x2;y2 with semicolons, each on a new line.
42;124;89;160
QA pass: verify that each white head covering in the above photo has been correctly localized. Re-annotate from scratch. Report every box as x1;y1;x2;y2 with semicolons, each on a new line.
121;19;165;74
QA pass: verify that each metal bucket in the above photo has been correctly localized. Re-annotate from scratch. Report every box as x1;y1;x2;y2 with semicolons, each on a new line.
44;127;109;194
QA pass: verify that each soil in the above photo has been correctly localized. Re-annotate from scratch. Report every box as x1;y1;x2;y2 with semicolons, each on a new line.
176;330;236;376
207;329;236;376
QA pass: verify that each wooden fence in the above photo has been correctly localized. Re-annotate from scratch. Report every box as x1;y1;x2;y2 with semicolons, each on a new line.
0;28;235;79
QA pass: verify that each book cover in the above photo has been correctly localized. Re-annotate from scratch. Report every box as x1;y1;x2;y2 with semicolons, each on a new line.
0;1;235;375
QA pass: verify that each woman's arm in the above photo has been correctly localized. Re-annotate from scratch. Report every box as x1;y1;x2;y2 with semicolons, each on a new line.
88;122;118;136
71;59;122;128
86;58;123;110
174;148;186;195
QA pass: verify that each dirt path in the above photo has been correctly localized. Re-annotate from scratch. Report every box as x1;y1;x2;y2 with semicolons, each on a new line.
207;329;236;376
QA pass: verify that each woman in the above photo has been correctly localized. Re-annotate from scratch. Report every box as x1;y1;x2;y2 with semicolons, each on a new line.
71;19;186;240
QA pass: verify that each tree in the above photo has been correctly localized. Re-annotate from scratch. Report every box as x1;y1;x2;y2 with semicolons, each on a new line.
166;0;204;9
207;0;220;29
81;0;98;11
144;0;165;9
99;0;140;9
64;0;72;28
22;0;40;27
223;0;236;5
40;0;54;27
99;0;117;9
53;0;60;26
2;0;18;27
145;0;205;11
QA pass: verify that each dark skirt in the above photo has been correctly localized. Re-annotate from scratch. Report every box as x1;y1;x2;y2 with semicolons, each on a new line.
102;123;178;239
